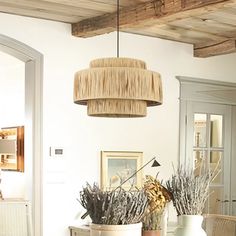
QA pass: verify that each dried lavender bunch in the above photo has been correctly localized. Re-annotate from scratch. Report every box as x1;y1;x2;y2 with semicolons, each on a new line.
79;182;148;225
166;164;220;215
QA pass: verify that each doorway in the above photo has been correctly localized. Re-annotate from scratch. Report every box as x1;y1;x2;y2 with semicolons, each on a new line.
0;34;43;236
177;76;236;216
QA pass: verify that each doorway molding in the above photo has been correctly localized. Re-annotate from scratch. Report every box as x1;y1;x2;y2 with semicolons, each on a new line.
0;34;43;236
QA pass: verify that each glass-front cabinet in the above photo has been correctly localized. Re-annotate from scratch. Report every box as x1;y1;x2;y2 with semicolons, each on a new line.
178;76;236;216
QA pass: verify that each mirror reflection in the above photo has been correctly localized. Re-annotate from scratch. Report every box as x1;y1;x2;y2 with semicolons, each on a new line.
0;126;24;172
210;115;223;148
194;113;207;147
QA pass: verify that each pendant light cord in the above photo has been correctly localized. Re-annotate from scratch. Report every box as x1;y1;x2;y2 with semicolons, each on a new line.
117;0;120;58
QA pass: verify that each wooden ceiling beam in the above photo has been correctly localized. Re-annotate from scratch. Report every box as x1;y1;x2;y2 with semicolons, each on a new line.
194;40;236;57
72;0;236;38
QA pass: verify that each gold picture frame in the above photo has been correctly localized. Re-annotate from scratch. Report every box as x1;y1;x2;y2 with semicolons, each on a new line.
101;151;143;190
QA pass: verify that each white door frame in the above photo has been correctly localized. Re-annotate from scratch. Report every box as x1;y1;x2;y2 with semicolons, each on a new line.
0;34;43;236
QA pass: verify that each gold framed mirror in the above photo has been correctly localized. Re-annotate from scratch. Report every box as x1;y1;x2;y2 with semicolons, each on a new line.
0;126;24;172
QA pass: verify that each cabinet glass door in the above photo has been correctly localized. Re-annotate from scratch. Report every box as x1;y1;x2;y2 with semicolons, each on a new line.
186;102;231;215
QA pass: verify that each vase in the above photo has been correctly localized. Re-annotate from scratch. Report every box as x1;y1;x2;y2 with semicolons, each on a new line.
90;222;142;236
142;230;161;236
174;215;207;236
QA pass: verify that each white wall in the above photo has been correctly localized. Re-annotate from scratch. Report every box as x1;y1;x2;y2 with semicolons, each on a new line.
0;51;26;199
0;12;236;236
0;51;24;126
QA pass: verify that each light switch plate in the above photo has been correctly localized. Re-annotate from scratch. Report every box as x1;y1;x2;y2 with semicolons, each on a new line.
49;147;64;157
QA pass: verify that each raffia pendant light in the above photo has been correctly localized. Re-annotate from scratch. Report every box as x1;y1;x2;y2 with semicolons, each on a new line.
73;0;163;117
74;57;162;117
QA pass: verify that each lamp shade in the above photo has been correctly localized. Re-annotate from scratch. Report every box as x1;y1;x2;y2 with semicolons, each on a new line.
0;139;16;155
74;57;163;117
151;159;161;167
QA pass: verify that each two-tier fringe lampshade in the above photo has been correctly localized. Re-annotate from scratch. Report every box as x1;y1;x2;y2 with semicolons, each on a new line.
74;57;163;117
